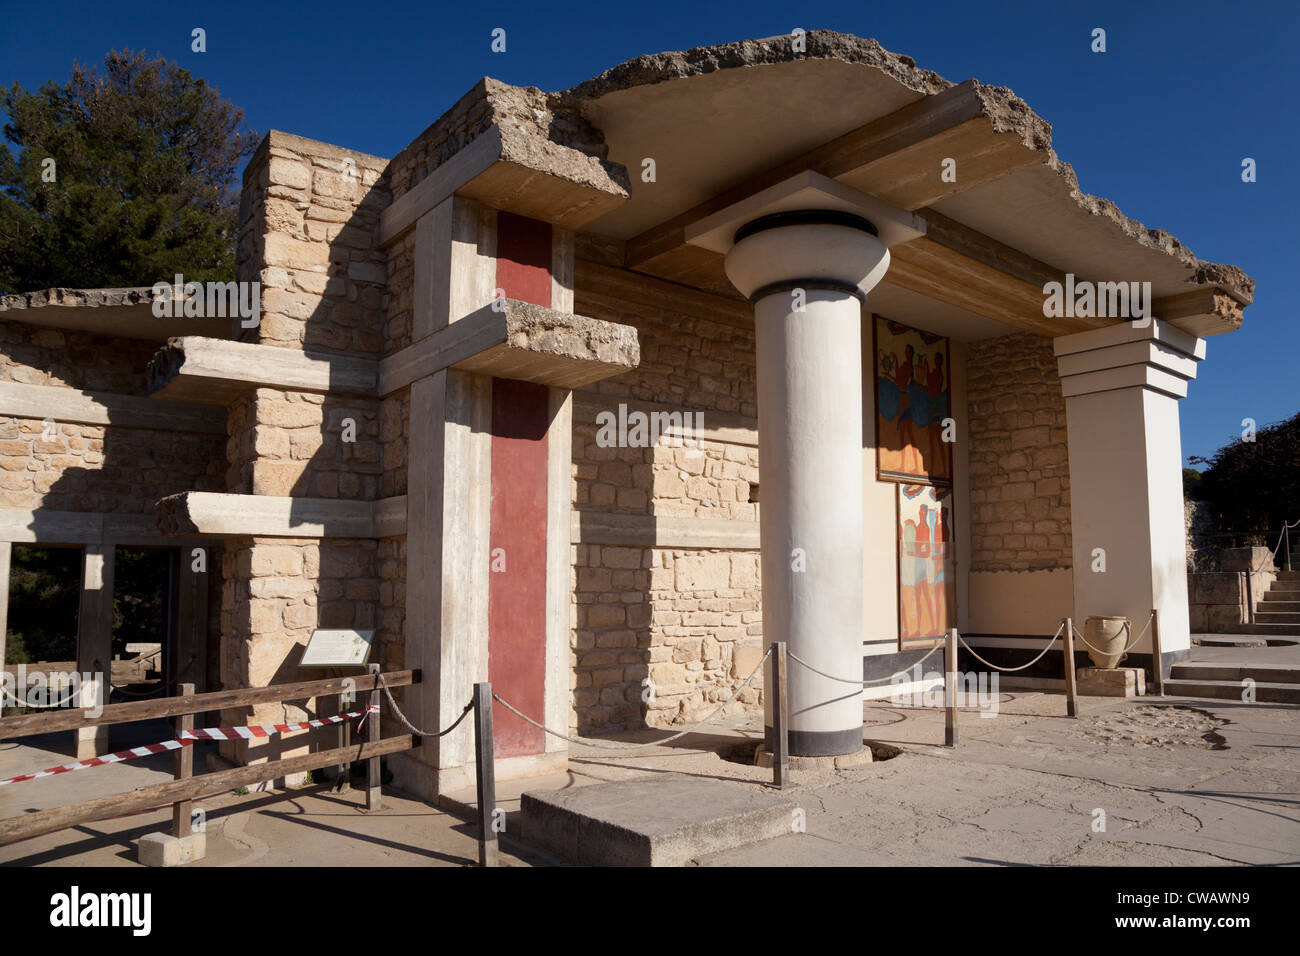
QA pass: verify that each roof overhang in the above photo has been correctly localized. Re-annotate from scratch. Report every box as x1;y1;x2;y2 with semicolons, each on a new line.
0;288;231;341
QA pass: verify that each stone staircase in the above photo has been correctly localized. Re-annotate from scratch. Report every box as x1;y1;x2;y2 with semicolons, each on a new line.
1165;660;1300;703
1253;569;1300;635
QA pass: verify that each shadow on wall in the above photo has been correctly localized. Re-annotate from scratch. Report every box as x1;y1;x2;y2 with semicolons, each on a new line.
210;137;403;767
0;325;226;725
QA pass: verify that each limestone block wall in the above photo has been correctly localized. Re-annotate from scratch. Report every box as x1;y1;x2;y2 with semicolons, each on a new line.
237;131;390;355
0;321;225;512
570;263;764;731
964;332;1074;634
218;536;378;764
966;332;1072;572
222;387;381;499
224;130;397;763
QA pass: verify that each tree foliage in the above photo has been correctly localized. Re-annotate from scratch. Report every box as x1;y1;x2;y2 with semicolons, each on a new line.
0;49;258;293
1190;412;1300;538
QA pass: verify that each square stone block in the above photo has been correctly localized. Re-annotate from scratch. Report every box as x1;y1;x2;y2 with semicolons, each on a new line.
137;831;206;867
1078;667;1146;698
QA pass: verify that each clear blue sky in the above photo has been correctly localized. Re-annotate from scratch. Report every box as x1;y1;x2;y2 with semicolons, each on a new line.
2;0;1295;465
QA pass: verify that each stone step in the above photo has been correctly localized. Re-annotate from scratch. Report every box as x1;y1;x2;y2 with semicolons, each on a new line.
520;776;799;866
1268;581;1300;592
1276;569;1300;580
1230;623;1300;636
1163;679;1300;704
1171;662;1300;684
1259;594;1300;605
1254;611;1300;624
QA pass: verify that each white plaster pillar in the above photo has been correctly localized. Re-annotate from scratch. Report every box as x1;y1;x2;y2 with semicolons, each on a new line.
1054;320;1205;670
728;221;887;754
686;174;923;756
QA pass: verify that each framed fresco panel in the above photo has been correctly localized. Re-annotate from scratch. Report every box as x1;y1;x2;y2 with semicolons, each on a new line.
896;483;956;649
874;317;952;485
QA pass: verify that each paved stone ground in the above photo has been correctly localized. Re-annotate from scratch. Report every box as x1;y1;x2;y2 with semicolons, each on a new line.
2;660;1296;867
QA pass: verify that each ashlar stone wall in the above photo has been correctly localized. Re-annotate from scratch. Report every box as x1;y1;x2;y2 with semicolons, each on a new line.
966;332;1072;572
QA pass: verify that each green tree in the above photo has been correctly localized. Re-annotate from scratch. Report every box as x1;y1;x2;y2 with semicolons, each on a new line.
1189;412;1300;540
0;49;258;293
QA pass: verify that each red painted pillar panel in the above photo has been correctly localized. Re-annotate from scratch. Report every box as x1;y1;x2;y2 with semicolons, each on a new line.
495;211;552;308
488;377;550;757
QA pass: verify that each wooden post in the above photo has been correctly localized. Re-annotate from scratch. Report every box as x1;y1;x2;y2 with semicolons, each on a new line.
172;682;195;838
944;628;958;747
1062;618;1078;718
75;544;115;759
0;542;11;678
1149;608;1164;697
335;670;352;793
770;642;788;789
365;664;382;810
473;682;498;867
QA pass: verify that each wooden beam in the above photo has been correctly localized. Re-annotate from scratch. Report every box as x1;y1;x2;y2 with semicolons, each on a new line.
0;508;208;547
0;381;227;434
0;734;416;846
147;336;377;404
155;492;412;539
0;670;417;739
626;81;1044;273
571;511;759;550
1152;288;1244;338
75;544;114;758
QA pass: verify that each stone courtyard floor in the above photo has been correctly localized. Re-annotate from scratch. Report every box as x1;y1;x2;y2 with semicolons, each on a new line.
2;677;1296;867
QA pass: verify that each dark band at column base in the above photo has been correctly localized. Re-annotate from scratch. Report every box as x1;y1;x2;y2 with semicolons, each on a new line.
765;724;863;757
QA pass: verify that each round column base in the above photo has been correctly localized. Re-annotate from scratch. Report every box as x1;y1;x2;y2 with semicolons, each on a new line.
764;724;863;757
754;746;874;774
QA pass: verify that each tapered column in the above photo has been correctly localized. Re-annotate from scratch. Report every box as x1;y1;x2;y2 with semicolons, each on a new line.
1054;320;1205;671
693;175;924;756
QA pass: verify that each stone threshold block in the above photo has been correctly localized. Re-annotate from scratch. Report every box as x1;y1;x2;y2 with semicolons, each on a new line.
378;298;640;394
137;831;206;867
520;776;798;866
1078;666;1146;698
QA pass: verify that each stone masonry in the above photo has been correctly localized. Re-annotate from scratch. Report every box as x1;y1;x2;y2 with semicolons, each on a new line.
966;332;1072;572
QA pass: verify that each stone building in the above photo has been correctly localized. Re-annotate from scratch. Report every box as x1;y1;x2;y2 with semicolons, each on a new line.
0;33;1252;788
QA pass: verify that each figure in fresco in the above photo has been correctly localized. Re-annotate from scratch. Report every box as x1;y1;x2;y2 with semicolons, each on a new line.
875;319;951;483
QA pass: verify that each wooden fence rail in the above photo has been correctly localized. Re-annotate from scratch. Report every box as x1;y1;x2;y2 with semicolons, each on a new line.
0;670;420;848
0;670;418;738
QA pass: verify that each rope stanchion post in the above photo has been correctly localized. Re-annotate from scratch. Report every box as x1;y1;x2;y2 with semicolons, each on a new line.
172;682;195;839
944;629;958;747
473;682;498;867
770;642;788;789
1062;618;1078;718
1149;607;1164;697
365;664;382;810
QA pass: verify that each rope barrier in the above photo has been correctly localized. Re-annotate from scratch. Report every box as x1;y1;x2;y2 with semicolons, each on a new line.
375;672;472;739
492;647;772;754
957;621;1064;672
788;642;943;686
1271;518;1299;560
1071;611;1152;658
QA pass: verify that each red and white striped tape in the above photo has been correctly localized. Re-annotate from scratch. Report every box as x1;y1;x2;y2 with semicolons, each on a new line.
178;706;376;741
0;705;379;787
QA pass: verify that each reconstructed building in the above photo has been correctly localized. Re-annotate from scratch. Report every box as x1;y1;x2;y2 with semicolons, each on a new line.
0;32;1253;788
